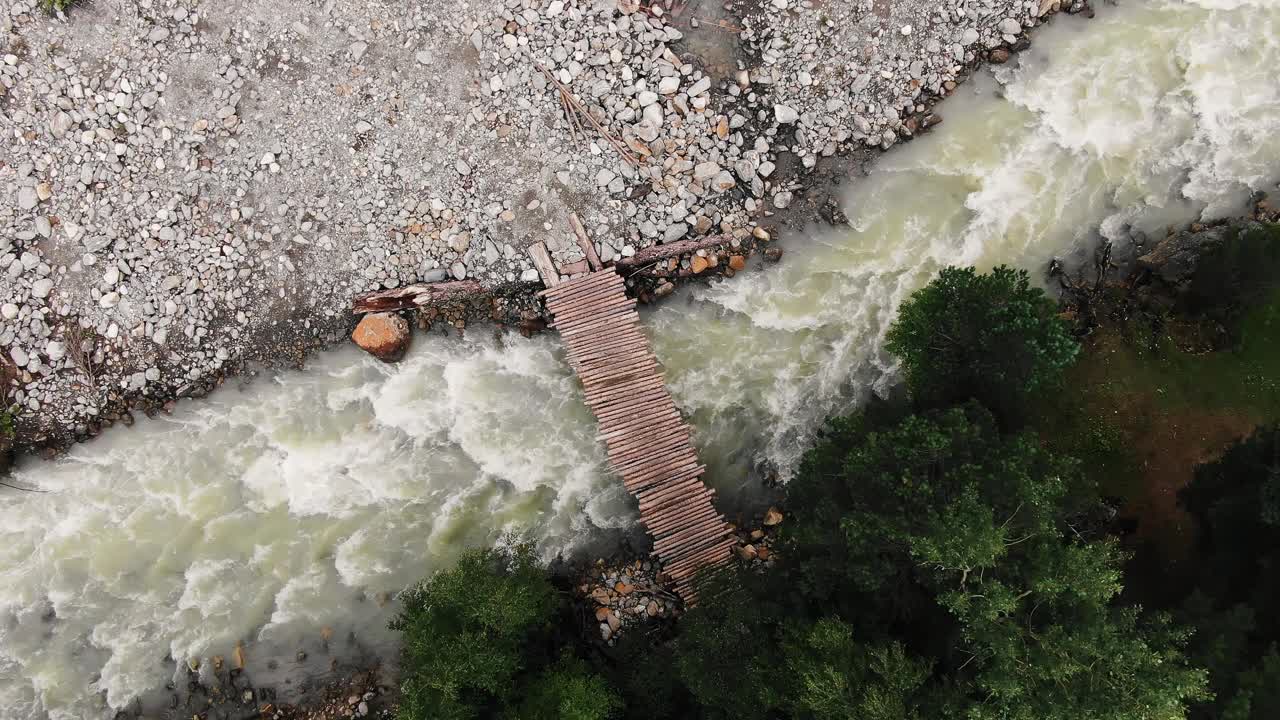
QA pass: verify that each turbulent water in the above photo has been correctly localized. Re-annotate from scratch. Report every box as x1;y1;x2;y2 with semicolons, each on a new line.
4;1;1280;717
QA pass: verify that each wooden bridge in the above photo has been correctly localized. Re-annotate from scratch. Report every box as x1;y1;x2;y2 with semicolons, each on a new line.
538;255;733;601
353;220;736;602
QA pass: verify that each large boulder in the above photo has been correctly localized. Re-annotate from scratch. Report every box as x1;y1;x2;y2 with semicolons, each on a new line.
352;312;411;362
1137;225;1232;288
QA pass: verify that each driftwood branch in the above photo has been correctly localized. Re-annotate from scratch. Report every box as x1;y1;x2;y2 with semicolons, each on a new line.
535;62;640;167
614;234;734;270
352;280;483;314
64;321;99;388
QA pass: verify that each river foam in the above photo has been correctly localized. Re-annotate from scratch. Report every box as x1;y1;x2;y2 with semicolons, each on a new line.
0;335;631;718
4;1;1280;717
652;0;1280;483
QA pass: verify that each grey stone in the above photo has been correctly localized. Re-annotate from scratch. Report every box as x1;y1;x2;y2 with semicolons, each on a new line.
31;278;54;298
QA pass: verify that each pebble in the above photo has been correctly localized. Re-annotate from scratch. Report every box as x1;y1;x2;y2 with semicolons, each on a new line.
31;279;54;299
17;188;37;211
0;0;1035;450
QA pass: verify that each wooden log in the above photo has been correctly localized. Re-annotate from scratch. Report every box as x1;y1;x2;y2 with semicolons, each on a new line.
528;242;562;287
647;505;720;538
605;425;691;458
352;280;483;314
637;490;708;515
542;270;619;300
661;539;734;573
613;234;733;270
600;414;687;443
635;473;709;508
550;291;633;320
630;469;708;499
549;297;636;327
569;213;603;271
655;519;728;554
551;295;635;322
646;505;720;538
628;462;706;494
661;539;733;572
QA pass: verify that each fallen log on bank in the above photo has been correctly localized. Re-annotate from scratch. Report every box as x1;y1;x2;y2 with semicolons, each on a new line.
613;233;734;270
352;280;483;314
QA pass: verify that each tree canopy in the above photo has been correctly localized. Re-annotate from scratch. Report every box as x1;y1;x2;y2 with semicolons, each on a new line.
1179;426;1280;720
386;263;1249;720
885;265;1078;422
391;544;565;720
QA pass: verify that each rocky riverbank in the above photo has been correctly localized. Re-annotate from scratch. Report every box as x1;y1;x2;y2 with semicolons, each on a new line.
1;0;1084;457
571;503;783;645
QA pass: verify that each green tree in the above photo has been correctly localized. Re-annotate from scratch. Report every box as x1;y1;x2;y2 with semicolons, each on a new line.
786;404;1079;604
1178;425;1280;720
391;544;558;720
885;266;1078;421
513;654;622;720
672;571;786;720
784;404;1206;720
780;618;930;720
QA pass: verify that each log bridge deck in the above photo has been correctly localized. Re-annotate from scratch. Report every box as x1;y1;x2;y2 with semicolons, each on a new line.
541;267;733;601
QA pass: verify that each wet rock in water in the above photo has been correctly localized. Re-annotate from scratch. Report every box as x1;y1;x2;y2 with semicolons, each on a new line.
1138;224;1234;288
690;255;709;273
729;255;747;271
736;544;759;561
763;507;784;526
764;247;784;262
989;48;1012;63
352;312;411;362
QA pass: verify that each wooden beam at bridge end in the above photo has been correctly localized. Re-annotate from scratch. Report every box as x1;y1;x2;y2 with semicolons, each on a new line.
569;213;603;271
528;241;562;287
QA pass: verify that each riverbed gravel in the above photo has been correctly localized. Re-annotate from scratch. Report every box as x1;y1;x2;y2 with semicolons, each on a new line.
0;0;1064;450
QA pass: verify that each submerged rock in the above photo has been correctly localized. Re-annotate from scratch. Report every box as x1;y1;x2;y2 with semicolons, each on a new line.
352;312;411;362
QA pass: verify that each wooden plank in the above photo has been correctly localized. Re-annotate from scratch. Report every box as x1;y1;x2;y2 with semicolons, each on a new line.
654;521;728;554
662;539;734;572
546;268;622;296
636;473;711;508
647;503;720;536
528;242;562;287
569;213;603;271
549;299;637;328
542;271;621;301
628;463;707;495
601;418;688;444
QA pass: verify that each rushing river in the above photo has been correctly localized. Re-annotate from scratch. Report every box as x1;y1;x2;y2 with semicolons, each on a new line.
4;1;1279;717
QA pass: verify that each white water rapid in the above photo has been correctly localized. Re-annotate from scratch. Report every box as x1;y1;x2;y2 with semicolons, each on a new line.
4;1;1280;717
